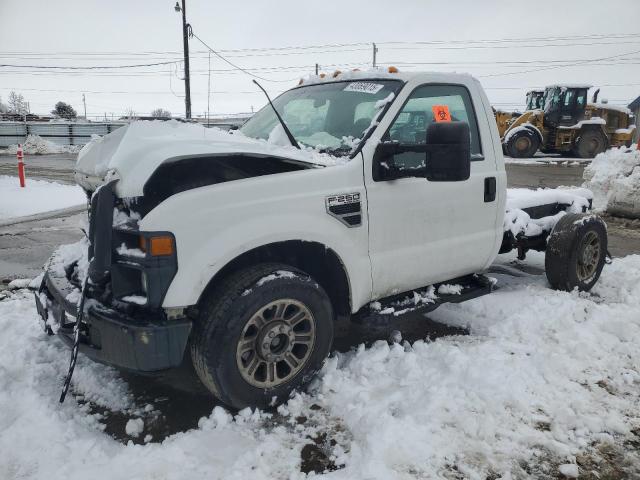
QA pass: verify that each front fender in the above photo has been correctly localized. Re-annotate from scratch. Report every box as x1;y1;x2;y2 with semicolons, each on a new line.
139;164;371;311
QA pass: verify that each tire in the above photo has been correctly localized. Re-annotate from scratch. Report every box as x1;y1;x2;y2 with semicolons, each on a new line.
190;263;334;410
545;213;607;292
573;129;608;158
505;128;540;158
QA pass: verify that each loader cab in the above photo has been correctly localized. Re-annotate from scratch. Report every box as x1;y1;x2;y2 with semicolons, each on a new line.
525;90;544;110
542;85;590;128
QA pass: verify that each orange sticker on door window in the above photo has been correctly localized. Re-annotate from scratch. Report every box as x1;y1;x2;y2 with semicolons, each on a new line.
432;105;452;122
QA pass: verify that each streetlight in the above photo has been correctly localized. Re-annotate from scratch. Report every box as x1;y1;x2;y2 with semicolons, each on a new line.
174;1;192;119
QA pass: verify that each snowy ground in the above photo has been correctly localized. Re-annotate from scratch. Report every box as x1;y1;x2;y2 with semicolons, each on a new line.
0;134;84;155
0;175;86;222
1;251;639;479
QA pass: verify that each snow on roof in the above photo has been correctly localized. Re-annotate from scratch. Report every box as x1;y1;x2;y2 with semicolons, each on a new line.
297;67;476;87
546;84;592;89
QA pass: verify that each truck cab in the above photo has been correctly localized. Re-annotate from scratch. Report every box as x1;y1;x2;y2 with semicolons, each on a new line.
36;70;606;410
541;84;590;128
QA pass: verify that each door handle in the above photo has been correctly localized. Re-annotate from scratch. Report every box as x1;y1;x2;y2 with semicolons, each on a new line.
484;177;496;202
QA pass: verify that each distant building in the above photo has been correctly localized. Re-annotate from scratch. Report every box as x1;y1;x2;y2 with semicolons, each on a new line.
628;95;640;143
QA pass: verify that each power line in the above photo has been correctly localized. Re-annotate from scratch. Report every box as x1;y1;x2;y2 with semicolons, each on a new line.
188;29;300;83
3;32;639;57
478;48;640;78
0;60;179;70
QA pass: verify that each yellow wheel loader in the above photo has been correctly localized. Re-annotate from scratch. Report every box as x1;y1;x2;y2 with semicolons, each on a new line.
503;85;635;159
494;90;544;138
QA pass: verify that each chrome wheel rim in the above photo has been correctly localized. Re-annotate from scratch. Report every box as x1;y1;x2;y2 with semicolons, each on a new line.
577;231;601;282
236;299;315;388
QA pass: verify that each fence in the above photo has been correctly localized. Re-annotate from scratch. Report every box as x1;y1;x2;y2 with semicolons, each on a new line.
0;122;126;147
0;117;249;148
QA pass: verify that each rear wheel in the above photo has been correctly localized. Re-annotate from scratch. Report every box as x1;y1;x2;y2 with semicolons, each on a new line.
573;130;607;158
191;263;334;410
505;128;540;158
545;214;607;292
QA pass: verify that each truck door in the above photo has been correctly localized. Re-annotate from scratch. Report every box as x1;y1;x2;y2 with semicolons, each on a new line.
363;83;500;299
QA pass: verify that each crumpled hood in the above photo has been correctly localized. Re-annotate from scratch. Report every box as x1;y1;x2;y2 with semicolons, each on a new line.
74;120;345;197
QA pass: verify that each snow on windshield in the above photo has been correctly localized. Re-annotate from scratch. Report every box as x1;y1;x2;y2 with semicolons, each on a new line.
241;79;403;154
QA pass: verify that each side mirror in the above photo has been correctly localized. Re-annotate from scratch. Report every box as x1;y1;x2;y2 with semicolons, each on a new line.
424;121;470;182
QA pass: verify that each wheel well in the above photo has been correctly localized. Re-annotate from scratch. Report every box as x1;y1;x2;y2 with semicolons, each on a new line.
523;125;543;144
198;241;352;317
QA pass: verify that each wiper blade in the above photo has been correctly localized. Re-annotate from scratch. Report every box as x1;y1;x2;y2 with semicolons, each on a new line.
252;80;300;150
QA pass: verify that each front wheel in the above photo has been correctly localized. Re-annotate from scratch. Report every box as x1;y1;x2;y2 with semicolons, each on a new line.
505;128;540;158
191;263;334;410
545;214;607;292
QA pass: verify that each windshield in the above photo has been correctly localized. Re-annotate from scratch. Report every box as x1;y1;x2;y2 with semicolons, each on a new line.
240;80;403;155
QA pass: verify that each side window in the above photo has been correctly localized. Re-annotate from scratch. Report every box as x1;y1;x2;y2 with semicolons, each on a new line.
564;90;575;107
384;84;481;171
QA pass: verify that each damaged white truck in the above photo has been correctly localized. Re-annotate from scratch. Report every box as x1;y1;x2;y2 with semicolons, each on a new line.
35;70;608;409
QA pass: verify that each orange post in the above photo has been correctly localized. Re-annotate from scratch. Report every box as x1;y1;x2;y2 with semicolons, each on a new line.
17;144;25;187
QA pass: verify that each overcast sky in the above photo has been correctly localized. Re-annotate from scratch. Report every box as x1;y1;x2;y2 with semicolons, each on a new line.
1;0;639;119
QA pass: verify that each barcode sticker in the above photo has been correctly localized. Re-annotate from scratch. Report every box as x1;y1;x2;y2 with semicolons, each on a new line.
343;82;384;94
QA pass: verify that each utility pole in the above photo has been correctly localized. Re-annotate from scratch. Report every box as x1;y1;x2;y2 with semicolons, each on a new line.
372;43;378;68
82;94;87;119
315;63;319;75
175;1;192;119
207;50;211;127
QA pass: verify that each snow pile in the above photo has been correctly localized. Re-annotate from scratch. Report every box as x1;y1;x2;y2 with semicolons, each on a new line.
504;187;592;236
1;253;640;478
0;175;86;221
3;134;83;155
583;146;640;218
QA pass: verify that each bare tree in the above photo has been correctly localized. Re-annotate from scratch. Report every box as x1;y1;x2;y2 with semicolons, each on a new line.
0;96;8;114
8;91;29;114
150;108;172;118
124;107;137;119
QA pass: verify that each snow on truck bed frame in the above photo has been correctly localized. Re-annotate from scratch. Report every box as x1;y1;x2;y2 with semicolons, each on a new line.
504;187;593;237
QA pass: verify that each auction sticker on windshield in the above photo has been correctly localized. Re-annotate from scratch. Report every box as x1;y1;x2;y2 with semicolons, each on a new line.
344;82;384;94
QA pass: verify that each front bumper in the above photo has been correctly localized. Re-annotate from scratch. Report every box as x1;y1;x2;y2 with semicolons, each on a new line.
35;268;192;373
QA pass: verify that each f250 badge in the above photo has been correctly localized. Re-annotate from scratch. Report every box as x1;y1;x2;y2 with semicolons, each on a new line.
325;192;362;228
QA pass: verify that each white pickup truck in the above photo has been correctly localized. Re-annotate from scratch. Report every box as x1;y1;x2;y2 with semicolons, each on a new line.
35;70;608;409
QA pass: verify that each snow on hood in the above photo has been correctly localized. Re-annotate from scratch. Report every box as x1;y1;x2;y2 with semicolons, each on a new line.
74;120;345;197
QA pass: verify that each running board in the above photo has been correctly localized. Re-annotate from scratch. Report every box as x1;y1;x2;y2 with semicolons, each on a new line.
352;274;496;326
